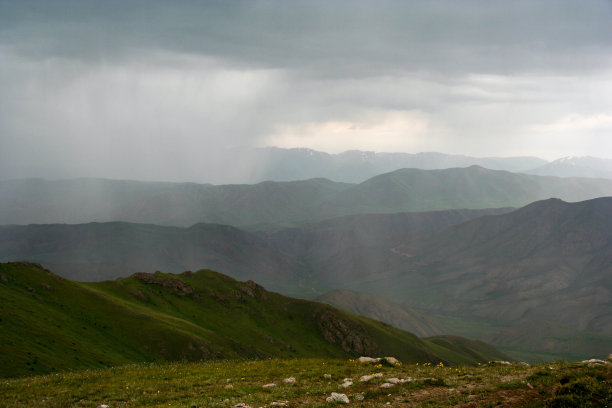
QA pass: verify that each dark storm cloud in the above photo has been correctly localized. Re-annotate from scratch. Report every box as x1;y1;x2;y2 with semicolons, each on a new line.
1;0;611;182
3;0;611;76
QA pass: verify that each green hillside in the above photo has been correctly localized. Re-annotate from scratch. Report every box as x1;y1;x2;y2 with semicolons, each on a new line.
0;262;510;378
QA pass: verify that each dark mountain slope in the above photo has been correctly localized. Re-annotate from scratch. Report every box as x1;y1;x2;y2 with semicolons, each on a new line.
317;289;444;337
349;197;612;335
0;222;300;286
0;262;510;378
0;208;511;292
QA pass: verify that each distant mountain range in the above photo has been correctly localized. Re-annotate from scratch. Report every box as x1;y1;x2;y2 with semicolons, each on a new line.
2;166;612;228
221;147;548;183
525;156;612;179
166;147;612;184
0;262;510;378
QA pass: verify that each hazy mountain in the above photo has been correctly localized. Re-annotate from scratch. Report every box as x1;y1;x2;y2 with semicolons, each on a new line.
213;147;548;183
3;167;612;228
317;289;444;337
262;207;513;286
0;177;351;228
0;262;510;378
526;156;612;179
346;197;612;336
0;222;303;290
318;166;612;218
0;208;512;295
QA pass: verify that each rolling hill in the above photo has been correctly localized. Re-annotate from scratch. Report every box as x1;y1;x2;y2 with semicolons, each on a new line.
2;166;612;227
0;262;510;378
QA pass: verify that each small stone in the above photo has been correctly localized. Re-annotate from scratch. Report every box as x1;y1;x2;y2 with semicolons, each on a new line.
387;378;402;384
232;404;250;408
380;382;394;388
224;384;234;389
517;361;530;366
382;356;401;366
97;405;109;408
373;372;383;378
581;358;610;366
494;360;511;365
359;374;374;382
283;377;296;384
262;383;277;388
354;393;365;401
270;401;288;406
340;380;353;388
357;356;379;363
323;374;332;379
326;392;349;404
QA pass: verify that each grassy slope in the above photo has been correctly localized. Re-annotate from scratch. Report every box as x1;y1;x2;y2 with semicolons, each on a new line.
2;359;610;407
0;262;509;378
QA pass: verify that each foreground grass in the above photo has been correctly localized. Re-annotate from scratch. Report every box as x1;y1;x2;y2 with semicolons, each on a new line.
2;358;610;407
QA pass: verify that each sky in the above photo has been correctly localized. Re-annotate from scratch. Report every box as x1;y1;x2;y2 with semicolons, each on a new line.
1;0;612;182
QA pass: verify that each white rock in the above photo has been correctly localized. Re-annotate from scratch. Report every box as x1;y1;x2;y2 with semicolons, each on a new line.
270;401;288;406
382;356;401;366
97;405;109;408
262;383;277;388
323;374;332;379
233;404;251;408
581;359;611;366
354;393;365;401
380;382;394;388
326;392;349;404
283;377;296;384
373;372;383;378
387;377;402;384
494;360;512;365
224;384;234;389
357;356;379;363
340;380;353;388
359;374;374;382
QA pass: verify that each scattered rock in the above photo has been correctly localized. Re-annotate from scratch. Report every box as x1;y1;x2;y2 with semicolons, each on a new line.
354;393;365;401
387;378;403;384
517;361;530;366
323;374;332;379
373;372;383;378
97;405;109;408
283;377;296;384
326;392;349;404
270;401;288;406
581;359;611;366
262;383;277;388
381;356;401;366
224;384;234;389
357;356;379;364
233;404;250;408
493;361;512;365
340;378;353;388
359;374;374;382
380;382;394;388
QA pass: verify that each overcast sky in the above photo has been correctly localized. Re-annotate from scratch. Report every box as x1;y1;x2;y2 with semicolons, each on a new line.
1;0;612;182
